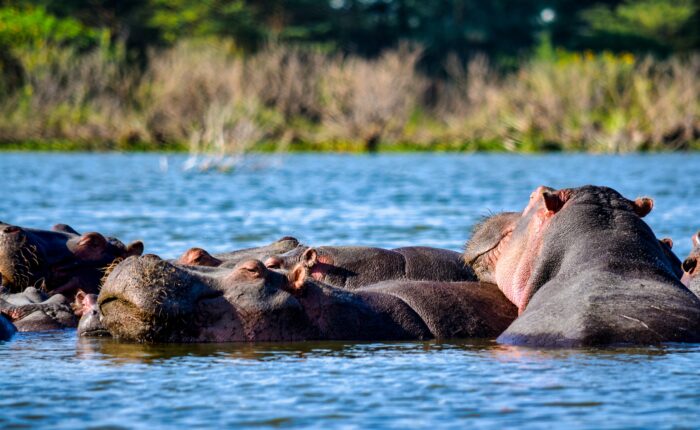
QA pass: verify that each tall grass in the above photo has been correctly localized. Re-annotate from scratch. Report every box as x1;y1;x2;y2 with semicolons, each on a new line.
0;40;698;153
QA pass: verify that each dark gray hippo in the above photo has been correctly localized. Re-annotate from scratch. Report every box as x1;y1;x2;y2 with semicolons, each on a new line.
681;232;700;297
0;314;15;341
263;245;476;289
490;185;700;347
174;236;302;268
96;255;516;343
0;286;76;331
0;222;143;298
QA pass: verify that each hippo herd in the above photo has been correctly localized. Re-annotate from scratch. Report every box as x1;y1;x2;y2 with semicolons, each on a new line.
2;184;700;348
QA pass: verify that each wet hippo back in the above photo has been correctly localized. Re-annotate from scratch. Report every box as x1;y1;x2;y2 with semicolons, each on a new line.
357;280;515;339
393;247;476;283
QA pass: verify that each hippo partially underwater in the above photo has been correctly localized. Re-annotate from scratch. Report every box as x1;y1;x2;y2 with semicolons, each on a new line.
96;255;516;342
477;185;700;347
0;222;143;298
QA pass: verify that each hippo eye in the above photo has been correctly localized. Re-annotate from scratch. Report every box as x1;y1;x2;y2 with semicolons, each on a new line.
264;257;282;269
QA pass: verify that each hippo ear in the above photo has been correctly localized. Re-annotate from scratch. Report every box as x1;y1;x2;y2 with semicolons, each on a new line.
125;241;144;257
287;264;308;294
542;191;565;214
52;224;80;235
302;248;318;267
633;197;654;218
693;232;700;248
660;238;673;249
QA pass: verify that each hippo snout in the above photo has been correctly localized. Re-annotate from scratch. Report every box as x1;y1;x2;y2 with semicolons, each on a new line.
98;255;218;341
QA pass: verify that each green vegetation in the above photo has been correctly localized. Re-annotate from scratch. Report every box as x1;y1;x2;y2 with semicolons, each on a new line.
0;1;698;153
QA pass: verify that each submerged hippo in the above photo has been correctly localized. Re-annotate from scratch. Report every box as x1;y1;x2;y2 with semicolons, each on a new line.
490;185;700;347
0;286;76;331
75;291;109;337
0;222;143;298
681;232;700;296
263;245;476;288
97;255;516;343
0;314;15;341
175;236;302;268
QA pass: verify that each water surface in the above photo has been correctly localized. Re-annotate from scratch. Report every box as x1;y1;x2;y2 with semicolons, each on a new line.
1;153;699;429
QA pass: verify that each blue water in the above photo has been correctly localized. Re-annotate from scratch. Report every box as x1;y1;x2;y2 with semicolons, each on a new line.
1;153;700;429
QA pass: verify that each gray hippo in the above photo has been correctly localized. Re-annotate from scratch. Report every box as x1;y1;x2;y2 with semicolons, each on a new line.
463;212;521;285
75;291;110;337
488;185;700;347
175;236;302;268
0;286;76;331
0;222;143;298
681;232;700;297
263;245;476;289
96;255;516;343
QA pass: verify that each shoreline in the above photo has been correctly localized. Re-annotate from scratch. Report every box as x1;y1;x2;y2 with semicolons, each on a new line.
1;139;699;154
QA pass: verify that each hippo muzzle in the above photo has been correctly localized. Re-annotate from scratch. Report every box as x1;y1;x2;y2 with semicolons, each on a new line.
98;255;224;342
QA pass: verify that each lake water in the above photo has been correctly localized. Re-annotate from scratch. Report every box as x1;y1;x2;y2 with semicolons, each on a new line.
1;153;699;429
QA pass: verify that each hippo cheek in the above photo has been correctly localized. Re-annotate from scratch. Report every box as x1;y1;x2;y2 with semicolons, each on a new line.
193;296;246;342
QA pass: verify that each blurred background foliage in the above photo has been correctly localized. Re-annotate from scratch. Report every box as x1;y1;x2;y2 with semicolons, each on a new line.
0;0;698;152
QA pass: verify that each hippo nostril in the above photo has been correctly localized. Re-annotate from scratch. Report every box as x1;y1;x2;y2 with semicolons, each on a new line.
683;258;697;274
142;254;162;261
2;226;21;234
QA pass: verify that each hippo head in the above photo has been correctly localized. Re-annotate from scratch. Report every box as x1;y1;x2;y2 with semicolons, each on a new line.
75;291;110;337
492;185;700;347
66;233;144;266
493;185;656;313
98;255;312;342
0;224;49;292
463;212;520;284
264;246;313;271
681;232;700;289
0;223;143;293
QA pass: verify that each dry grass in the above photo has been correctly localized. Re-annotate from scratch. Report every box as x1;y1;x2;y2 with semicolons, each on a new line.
0;41;698;153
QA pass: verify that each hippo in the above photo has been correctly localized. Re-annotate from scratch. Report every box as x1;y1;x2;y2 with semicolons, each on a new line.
263;245;477;289
97;255;516;343
488;185;700;347
658;237;684;280
0;314;15;341
681;232;700;297
0;222;143;298
175;236;302;268
75;291;109;337
0;286;76;331
463;212;521;284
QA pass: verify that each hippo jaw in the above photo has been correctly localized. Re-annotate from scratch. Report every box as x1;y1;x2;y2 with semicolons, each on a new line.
98;256;310;343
